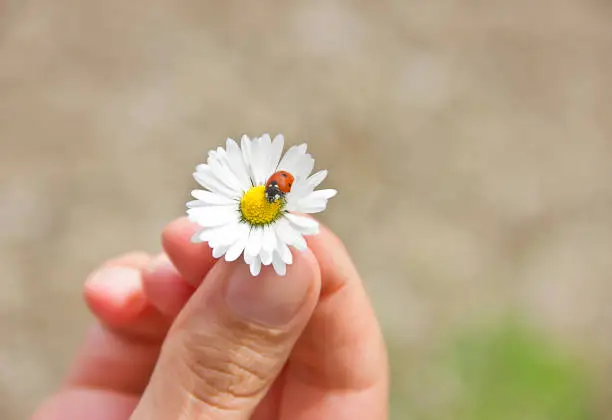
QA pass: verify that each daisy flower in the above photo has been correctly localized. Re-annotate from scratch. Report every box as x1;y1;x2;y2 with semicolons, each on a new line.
187;134;337;276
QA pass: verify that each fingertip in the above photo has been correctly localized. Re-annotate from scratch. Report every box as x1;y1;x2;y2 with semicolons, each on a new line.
213;247;321;328
84;251;153;321
142;253;196;317
142;252;174;278
81;253;177;341
84;266;147;325
101;251;152;270
162;217;217;286
305;223;357;296
289;246;320;284
290;247;323;307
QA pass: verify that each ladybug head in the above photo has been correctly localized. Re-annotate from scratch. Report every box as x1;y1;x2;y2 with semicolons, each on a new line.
265;182;283;203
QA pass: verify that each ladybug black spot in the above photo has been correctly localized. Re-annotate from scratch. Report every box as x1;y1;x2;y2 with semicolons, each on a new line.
281;173;287;178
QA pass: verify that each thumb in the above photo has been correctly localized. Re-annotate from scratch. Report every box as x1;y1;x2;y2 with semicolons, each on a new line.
130;250;321;420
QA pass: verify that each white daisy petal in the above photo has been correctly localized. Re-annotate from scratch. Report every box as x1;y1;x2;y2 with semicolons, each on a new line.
285;213;319;235
294;154;315;178
305;189;338;200
209;223;245;248
248;137;264;185
225;138;252;191
259;133;273;179
293;234;308;251
276;144;306;175
250;257;262;276
208;158;243;193
212;244;229;259
272;253;287;276
187;205;238;227
191;226;220;244
269;134;284;173
277;239;293;264
241;134;254;181
193;222;236;247
248;137;260;184
259;230;275;264
260;248;273;266
276;218;308;250
191;229;206;243
260;133;272;145
284;178;314;211
186;200;204;208
245;227;264;258
287;187;336;214
294;201;328;214
225;230;248;262
275;218;297;243
191;190;237;206
193;167;241;199
207;147;223;164
207;147;233;174
307;170;328;188
261;226;278;254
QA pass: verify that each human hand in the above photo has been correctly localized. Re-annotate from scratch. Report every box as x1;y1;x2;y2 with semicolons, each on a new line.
32;217;388;419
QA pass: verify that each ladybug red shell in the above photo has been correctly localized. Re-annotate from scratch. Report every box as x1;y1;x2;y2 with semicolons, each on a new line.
265;171;295;203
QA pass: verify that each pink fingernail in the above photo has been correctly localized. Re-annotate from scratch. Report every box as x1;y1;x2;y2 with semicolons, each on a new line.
224;261;311;327
85;266;144;308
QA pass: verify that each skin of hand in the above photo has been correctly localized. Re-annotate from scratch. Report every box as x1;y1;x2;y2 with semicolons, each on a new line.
31;217;389;420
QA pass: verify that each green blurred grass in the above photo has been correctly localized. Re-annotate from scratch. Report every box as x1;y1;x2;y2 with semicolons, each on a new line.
390;320;595;420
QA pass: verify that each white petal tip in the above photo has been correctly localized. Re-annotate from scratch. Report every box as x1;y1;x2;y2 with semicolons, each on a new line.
225;252;241;262
212;248;225;259
293;243;308;252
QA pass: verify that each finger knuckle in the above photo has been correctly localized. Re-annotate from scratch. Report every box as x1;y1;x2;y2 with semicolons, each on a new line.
177;323;287;411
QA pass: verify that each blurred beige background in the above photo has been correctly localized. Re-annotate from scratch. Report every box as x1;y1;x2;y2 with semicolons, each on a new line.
2;1;612;419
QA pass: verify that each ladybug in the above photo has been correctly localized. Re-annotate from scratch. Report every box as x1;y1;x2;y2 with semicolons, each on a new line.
265;171;294;203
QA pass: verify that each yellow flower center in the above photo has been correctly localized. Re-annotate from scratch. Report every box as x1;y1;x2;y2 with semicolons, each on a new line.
240;185;284;226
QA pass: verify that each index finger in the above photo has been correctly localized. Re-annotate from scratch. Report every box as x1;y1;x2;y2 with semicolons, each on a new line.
161;217;216;286
280;224;389;419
